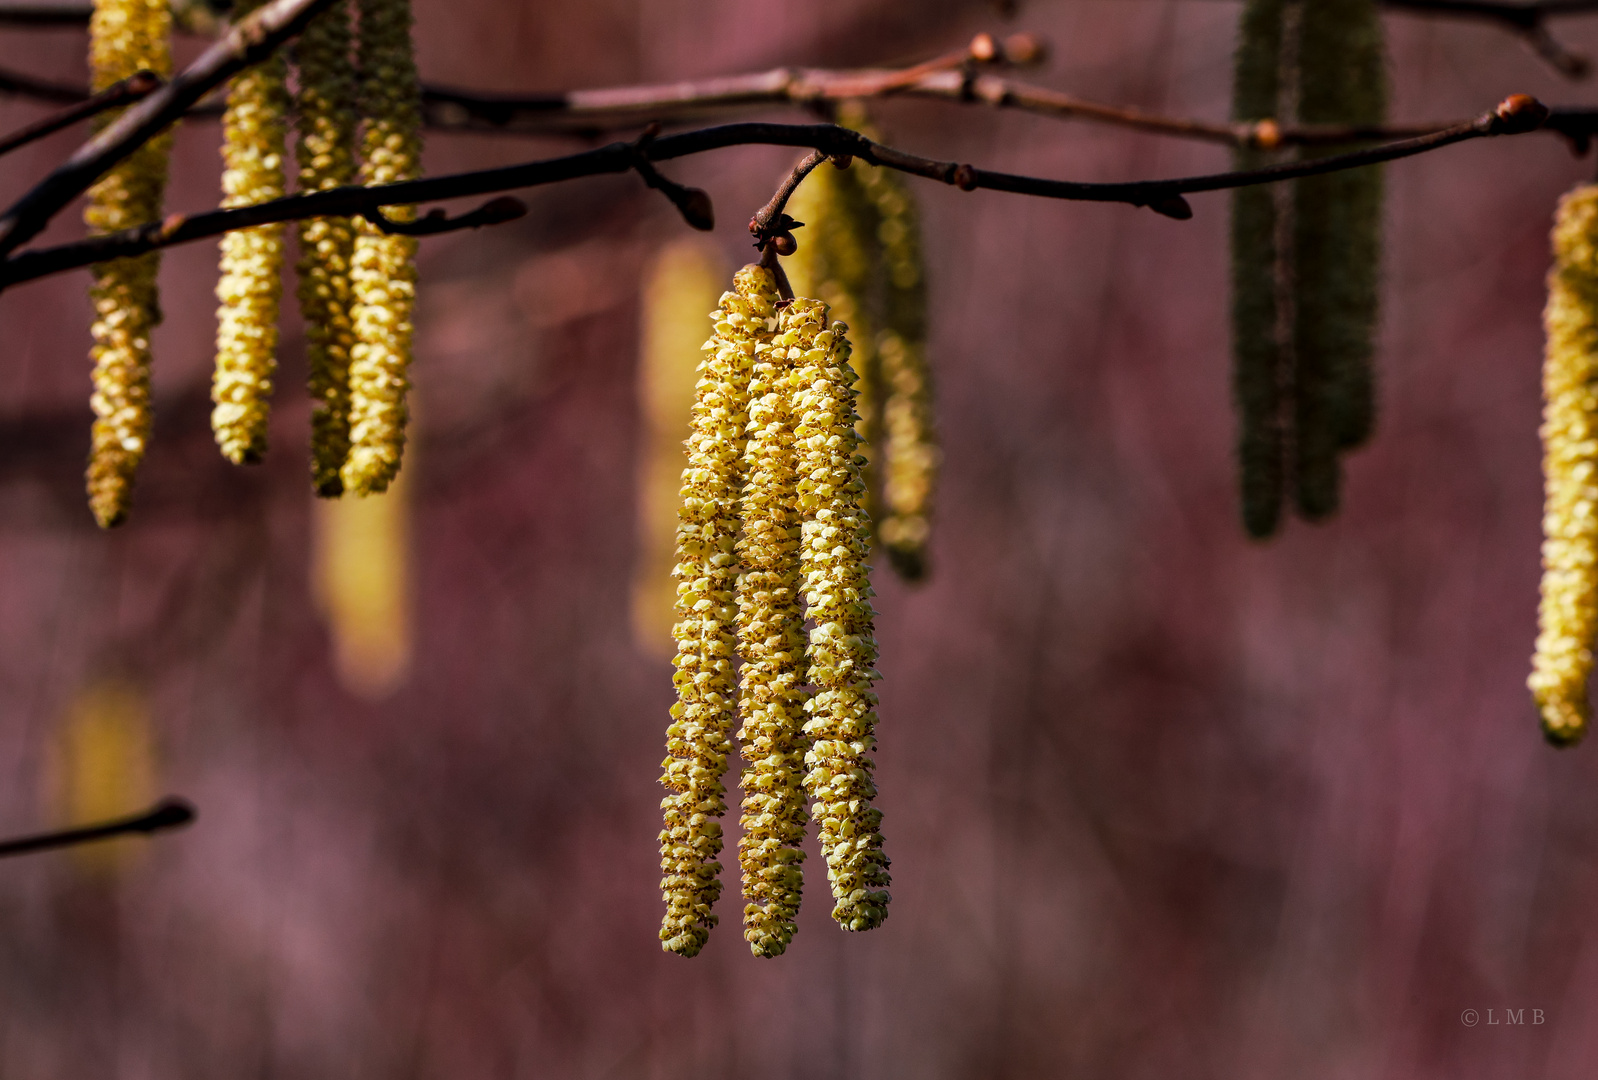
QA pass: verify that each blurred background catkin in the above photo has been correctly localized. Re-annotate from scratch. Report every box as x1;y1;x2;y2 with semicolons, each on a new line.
0;1;1593;1077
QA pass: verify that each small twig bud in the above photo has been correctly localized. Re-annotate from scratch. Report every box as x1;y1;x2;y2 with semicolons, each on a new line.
1002;33;1047;67
968;32;998;63
951;163;978;191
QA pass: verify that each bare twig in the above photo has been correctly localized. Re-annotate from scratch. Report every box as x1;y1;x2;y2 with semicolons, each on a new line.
361;195;527;236
0;69;161;159
0;797;195;858
0;0;336;259
0;96;1548;288
749;148;828;247
1384;0;1597;77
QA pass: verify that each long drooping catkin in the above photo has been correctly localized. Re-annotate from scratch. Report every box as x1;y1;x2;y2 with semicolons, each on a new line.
84;0;172;528
736;303;810;958
295;0;358;496
659;265;778;956
211;0;288;466
1292;0;1386;519
859;161;937;580
791;300;891;933
342;0;422;496
1230;0;1287;539
1531;185;1598;748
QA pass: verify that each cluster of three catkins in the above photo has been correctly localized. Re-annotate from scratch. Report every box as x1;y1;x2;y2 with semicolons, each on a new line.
659;265;890;959
85;0;422;528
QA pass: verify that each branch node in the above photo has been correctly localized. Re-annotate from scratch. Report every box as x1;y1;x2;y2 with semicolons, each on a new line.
1489;93;1551;135
952;163;978;191
361;196;527;236
630;132;715;231
1144;193;1194;220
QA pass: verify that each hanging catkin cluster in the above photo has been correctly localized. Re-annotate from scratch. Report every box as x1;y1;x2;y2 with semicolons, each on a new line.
790;299;891;932
1230;0;1386;537
83;0;173;528
211;0;289;465
343;0;423;496
1531;184;1598;748
659;265;775;957
296;0;359;497
785;117;939;581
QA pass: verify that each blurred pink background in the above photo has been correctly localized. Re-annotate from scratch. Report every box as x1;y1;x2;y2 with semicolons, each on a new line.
0;0;1593;1076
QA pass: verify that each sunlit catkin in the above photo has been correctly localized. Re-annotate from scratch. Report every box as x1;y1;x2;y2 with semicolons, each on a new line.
859;162;937;581
791;300;891;932
736;302;810;958
1531;184;1598;747
84;0;172;528
211;0;289;465
295;0;358;496
1230;0;1288;539
341;0;422;496
659;264;779;956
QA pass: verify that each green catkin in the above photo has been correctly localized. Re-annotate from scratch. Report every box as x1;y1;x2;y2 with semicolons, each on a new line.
84;0;172;528
1292;0;1386;519
1530;185;1598;748
1230;0;1287;539
211;0;288;466
295;0;359;497
790;300;891;932
736;302;810;958
659;265;779;956
859;160;937;581
341;0;422;496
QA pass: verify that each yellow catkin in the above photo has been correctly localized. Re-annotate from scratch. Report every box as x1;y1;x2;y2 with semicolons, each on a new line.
659;264;779;956
1531;183;1598;747
859;162;937;580
295;0;359;496
211;0;289;465
84;0;172;528
736;299;811;958
790;299;891;932
341;0;422;496
313;463;412;698
633;240;727;654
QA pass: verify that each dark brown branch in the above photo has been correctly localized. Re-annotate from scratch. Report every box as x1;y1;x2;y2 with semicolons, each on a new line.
629;130;715;230
0;0;336;259
0;97;1547;287
0;797;195;858
0;69;161;159
749;148;827;247
361;195;526;236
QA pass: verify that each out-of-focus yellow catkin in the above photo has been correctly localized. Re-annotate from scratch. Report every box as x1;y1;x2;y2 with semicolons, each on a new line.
211;0;288;466
295;0;359;496
55;679;155;875
84;0;172;528
736;301;810;958
858;161;937;580
313;463;412;699
784;158;882;517
341;0;422;496
1531;184;1598;747
633;239;727;655
790;300;891;932
659;264;778;956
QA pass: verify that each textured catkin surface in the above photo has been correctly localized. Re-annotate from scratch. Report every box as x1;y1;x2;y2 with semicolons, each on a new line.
1230;0;1286;539
658;265;778;957
211;0;288;466
859;161;936;581
295;0;358;496
83;0;172;528
790;300;890;932
1532;184;1598;747
342;0;422;496
735;298;810;958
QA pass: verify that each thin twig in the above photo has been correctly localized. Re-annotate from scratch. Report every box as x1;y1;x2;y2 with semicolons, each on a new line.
0;69;161;159
0;96;1548;288
361;195;526;236
0;0;337;259
0;797;195;858
749;148;827;246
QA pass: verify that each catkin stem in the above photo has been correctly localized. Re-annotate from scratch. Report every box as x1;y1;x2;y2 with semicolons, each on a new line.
211;0;288;466
296;0;358;497
659;264;779;957
342;0;422;496
1531;184;1598;748
84;0;172;528
791;300;891;932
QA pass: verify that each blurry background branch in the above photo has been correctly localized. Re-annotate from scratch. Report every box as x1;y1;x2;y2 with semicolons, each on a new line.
0;797;194;858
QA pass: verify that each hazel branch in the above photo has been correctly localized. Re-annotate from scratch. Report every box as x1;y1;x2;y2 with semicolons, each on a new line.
0;797;195;858
0;69;162;159
0;97;1549;288
0;0;337;259
361;195;527;236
